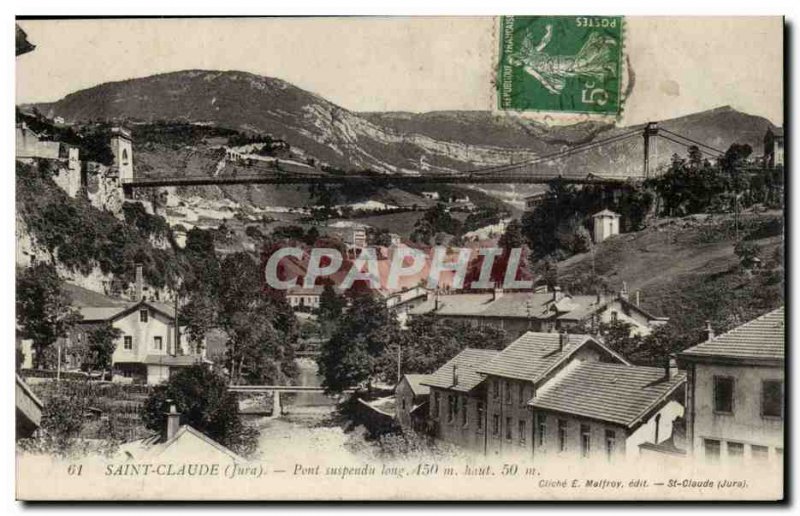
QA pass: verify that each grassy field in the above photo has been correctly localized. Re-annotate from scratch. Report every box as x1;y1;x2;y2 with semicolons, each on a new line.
558;210;784;338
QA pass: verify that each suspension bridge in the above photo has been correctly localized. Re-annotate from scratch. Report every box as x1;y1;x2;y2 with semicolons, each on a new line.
121;122;733;189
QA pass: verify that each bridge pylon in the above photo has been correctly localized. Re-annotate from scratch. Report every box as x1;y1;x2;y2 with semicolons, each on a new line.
643;122;660;179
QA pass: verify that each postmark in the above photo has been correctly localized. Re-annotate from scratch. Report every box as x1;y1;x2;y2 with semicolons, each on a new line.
497;15;623;115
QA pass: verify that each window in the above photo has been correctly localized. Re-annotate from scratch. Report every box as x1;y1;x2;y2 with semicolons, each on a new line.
447;395;455;423
461;397;468;427
704;439;721;462
605;430;616;460
751;445;769;461
537;414;547;447
580;424;591;458
139;309;149;323
518;383;526;405
122;148;129;165
401;398;406;411
505;417;513;440
492;380;500;399
713;376;734;414
519;420;527;444
432;393;440;418
610;310;618;322
558;419;567;452
492;414;500;436
477;403;484;431
153;336;163;351
727;441;744;460
123;336;133;350
504;381;511;404
761;380;783;418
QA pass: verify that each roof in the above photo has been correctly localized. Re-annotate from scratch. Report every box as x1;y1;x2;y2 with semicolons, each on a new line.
679;307;784;364
408;291;609;321
592;209;620;218
119;425;244;462
76;300;175;323
529;362;686;428
399;374;432;397
421;348;500;393
477;331;628;382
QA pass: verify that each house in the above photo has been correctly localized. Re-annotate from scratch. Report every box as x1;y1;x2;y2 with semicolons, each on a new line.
286;285;326;311
592;209;620;243
524;191;547;211
422;348;500;453
71;299;209;385
408;286;667;340
528;361;685;462
763;128;784;168
118;404;244;463
677;307;784;465
395;374;431;430
421;191;440;201
477;331;631;457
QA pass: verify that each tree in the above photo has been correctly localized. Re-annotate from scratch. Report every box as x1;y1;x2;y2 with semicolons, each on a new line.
372;315;507;384
498;219;525;250
317;291;399;393
318;284;346;323
142;365;258;455
83;323;122;377
16;263;82;369
218;252;298;385
596;319;642;358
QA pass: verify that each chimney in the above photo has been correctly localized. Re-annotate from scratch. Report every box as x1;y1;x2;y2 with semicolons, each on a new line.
706;320;715;340
452;363;459;386
164;402;181;441
553;286;563;303
558;330;568;352
620;281;629;301
434;290;440;311
635;290;640;307
493;284;504;301
134;263;144;301
663;355;671;380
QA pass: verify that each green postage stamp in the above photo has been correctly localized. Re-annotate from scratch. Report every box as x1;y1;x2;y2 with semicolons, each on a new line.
497;15;623;115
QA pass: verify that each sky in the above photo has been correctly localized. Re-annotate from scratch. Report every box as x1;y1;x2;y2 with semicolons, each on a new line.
15;17;783;126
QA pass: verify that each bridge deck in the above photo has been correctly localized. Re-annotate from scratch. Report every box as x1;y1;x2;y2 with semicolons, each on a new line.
123;174;639;188
228;385;355;393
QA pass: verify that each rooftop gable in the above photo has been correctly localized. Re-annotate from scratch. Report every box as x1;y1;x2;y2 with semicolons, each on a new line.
421;348;500;393
477;331;629;383
679;306;784;364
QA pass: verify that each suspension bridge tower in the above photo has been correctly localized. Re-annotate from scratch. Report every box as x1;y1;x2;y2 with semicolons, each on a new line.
643;122;660;178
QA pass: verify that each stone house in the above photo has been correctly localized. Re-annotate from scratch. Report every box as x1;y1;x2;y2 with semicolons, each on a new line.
528;361;686;462
678;307;784;465
477;331;630;457
422;348;499;454
71;299;209;385
395;373;431;430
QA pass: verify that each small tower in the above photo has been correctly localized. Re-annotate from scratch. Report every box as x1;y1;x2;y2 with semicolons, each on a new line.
592;209;621;243
110;127;133;183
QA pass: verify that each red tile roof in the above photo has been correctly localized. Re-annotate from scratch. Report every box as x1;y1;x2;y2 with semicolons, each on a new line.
477;331;628;383
680;307;784;364
529;362;686;428
421;348;499;393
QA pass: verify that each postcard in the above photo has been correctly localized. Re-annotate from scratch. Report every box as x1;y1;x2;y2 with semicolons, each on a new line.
14;16;785;501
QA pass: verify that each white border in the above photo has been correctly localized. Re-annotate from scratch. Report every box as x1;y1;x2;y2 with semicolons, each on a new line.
2;1;796;515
